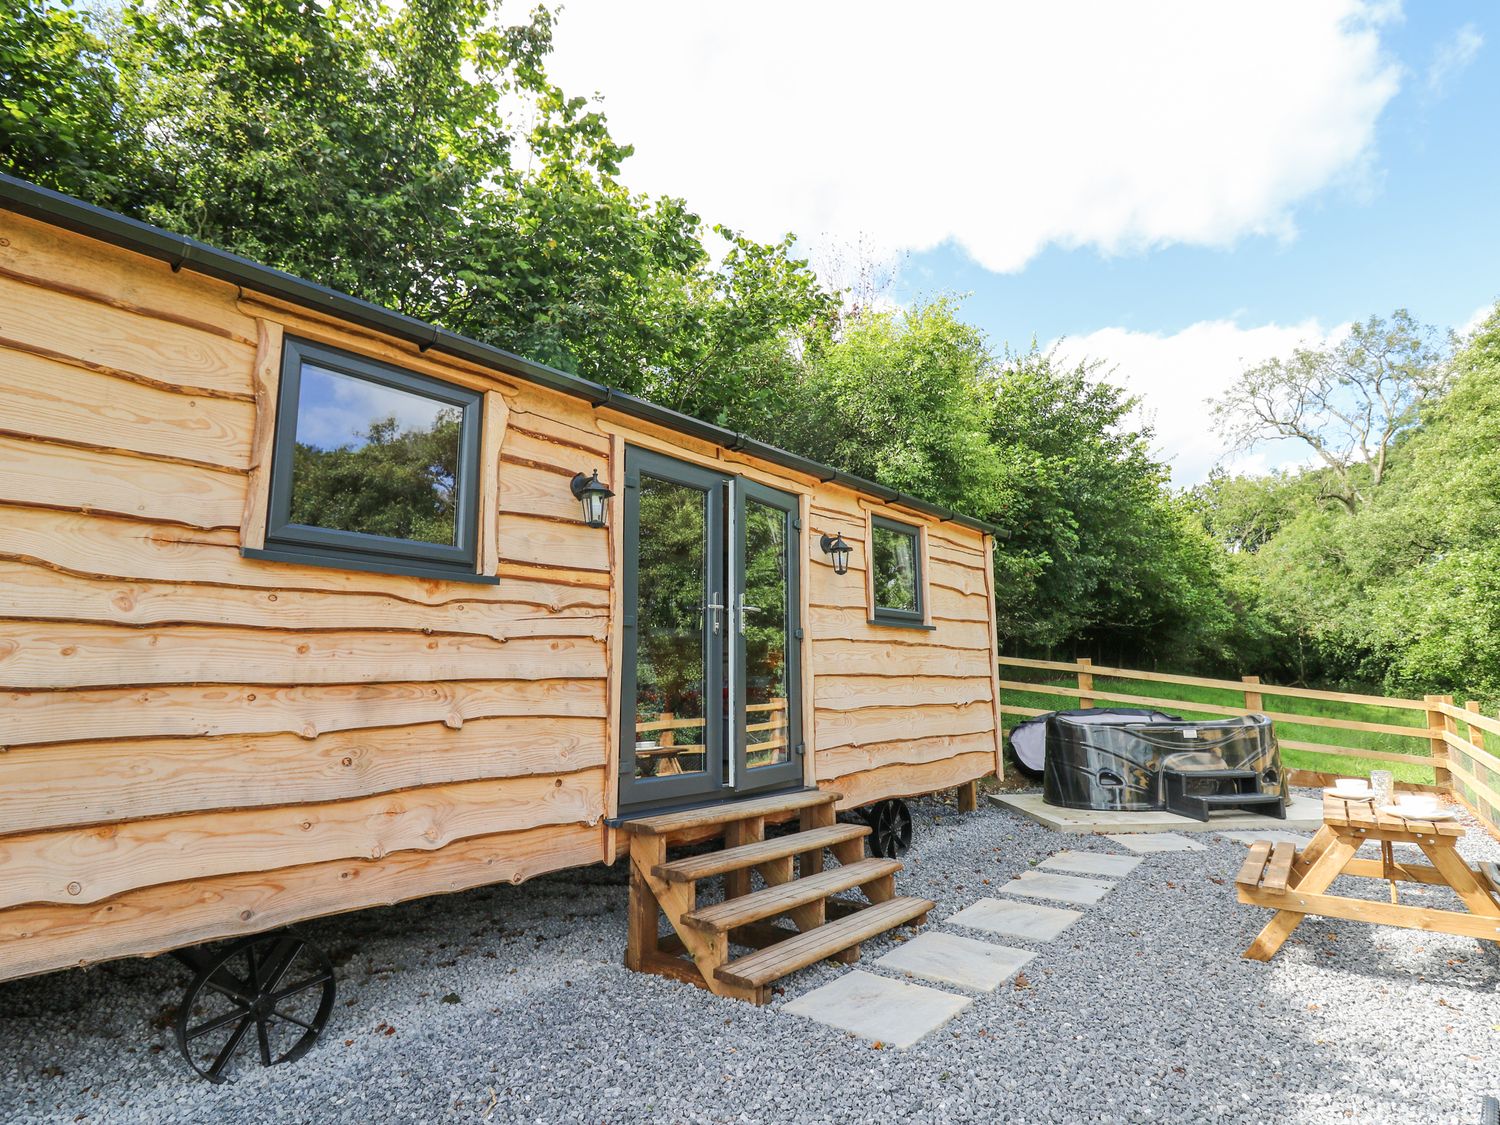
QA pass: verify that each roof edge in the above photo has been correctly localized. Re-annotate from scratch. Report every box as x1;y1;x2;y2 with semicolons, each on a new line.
0;173;1002;536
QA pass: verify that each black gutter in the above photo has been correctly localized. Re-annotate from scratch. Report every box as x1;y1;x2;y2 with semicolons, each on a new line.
0;173;1004;536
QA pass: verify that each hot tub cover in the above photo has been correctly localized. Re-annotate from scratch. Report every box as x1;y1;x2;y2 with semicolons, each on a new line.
1008;707;1180;779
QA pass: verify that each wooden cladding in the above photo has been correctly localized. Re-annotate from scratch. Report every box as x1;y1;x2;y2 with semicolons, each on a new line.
0;207;1002;982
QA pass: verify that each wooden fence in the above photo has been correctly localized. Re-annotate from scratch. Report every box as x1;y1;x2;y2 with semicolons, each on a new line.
996;656;1500;838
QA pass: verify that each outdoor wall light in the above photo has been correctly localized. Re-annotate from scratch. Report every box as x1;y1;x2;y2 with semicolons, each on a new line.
820;531;853;575
571;470;614;529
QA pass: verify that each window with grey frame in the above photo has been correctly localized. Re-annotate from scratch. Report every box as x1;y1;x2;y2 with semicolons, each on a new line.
869;515;926;626
243;336;490;583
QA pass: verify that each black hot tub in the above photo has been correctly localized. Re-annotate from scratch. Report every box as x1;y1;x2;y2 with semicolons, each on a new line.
1024;710;1287;821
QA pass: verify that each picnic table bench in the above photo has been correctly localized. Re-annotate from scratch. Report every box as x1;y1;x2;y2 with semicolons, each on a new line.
1236;795;1500;960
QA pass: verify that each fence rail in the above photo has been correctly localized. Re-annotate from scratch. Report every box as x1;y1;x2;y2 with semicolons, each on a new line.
995;656;1500;839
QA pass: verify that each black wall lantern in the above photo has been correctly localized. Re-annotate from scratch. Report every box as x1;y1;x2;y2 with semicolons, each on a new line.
820;531;853;575
571;470;614;528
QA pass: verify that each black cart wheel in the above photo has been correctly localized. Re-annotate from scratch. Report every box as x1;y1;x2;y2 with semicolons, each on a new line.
863;798;913;858
174;932;336;1083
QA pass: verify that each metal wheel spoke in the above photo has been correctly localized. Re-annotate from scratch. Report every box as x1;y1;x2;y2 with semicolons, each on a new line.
203;969;254;1007
206;1015;253;1080
257;1017;273;1067
186;1004;252;1042
261;939;304;995
272;1008;317;1032
268;971;334;1005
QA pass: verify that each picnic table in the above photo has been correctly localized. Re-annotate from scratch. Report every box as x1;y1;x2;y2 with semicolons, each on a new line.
1236;794;1500;960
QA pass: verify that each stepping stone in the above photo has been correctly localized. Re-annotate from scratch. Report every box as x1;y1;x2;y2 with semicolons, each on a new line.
997;870;1115;905
1039;850;1143;878
1217;829;1312;846
946;897;1082;942
875;930;1034;993
1105;832;1206;853
783;969;972;1049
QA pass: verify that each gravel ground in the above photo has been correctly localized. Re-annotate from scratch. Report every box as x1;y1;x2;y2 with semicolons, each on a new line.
3;789;1499;1125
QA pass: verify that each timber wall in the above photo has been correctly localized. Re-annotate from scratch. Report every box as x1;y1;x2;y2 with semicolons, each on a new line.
0;209;999;982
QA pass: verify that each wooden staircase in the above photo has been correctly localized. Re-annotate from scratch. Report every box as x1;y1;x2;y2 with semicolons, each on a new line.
622;789;933;1004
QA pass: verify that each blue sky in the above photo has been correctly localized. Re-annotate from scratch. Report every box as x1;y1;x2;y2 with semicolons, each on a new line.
546;2;1496;484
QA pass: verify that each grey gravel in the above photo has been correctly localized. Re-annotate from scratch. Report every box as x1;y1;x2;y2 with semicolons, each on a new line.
3;789;1499;1124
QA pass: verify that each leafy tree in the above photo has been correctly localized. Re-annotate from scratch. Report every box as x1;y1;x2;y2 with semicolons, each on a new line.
768;298;1005;515
1211;311;1448;512
0;0;136;201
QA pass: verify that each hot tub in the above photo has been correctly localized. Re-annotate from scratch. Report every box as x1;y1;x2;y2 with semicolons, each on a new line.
1033;710;1286;821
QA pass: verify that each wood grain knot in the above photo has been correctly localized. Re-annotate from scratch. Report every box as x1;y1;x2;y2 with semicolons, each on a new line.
66;882;82;896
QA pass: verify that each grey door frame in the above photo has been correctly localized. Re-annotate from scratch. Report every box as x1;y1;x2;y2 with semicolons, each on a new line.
730;477;804;797
617;447;804;815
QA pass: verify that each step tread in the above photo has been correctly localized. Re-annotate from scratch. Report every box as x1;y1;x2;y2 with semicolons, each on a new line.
1188;792;1283;804
654;824;872;883
682;857;902;932
620;790;840;836
715;896;934;988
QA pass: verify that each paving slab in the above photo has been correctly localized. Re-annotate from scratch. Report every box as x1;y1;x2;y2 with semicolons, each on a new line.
1217;829;1313;846
997;870;1116;905
874;931;1035;993
1038;850;1144;878
989;791;1322;833
782;969;972;1048
946;897;1083;942
1105;831;1206;853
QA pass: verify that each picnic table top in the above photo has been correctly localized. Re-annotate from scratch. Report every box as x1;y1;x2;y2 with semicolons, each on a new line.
1320;794;1465;839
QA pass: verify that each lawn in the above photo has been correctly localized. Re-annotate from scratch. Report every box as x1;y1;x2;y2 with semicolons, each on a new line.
996;668;1440;785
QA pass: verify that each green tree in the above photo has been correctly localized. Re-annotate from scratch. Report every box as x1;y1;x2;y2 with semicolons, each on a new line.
0;0;136;201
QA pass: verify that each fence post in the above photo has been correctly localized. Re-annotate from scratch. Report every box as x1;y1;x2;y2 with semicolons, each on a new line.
1466;700;1485;753
1241;674;1262;714
1077;657;1094;709
1425;694;1453;792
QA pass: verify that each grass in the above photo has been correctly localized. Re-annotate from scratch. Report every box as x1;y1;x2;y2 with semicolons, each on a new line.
997;671;1439;785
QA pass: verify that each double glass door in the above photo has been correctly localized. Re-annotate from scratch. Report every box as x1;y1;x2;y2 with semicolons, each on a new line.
619;448;803;814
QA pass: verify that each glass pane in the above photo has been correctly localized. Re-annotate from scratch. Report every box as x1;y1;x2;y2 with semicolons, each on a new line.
633;477;709;779
743;499;790;770
289;363;462;545
872;524;919;612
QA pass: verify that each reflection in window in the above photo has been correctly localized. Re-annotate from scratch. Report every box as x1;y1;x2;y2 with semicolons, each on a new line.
289;364;462;545
872;518;922;622
744;500;789;769
632;477;709;779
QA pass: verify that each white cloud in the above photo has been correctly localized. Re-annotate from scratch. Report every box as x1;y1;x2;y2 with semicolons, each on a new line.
545;1;1400;272
1050;319;1341;487
1426;23;1483;98
1459;301;1496;340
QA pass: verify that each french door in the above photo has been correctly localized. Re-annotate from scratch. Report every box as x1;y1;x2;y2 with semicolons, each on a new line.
618;448;803;814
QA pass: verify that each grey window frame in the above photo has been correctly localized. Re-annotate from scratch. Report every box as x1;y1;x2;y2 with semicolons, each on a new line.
869;514;928;628
242;335;492;584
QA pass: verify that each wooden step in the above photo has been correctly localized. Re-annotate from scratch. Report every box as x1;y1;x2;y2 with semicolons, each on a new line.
716;896;934;989
620;789;840;837
653;824;872;884
681;857;901;933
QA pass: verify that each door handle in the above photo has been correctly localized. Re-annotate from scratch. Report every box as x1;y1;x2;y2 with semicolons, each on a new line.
738;594;762;633
704;594;725;635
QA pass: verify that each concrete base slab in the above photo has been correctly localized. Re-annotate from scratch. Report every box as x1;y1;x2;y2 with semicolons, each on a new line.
1217;829;1313;846
1039;850;1144;878
997;870;1115;904
988;791;1323;834
1105;831;1205;853
874;931;1035;993
946;897;1083;942
783;969;972;1049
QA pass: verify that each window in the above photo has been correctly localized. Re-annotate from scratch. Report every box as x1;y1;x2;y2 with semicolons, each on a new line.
245;337;490;582
869;515;926;626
